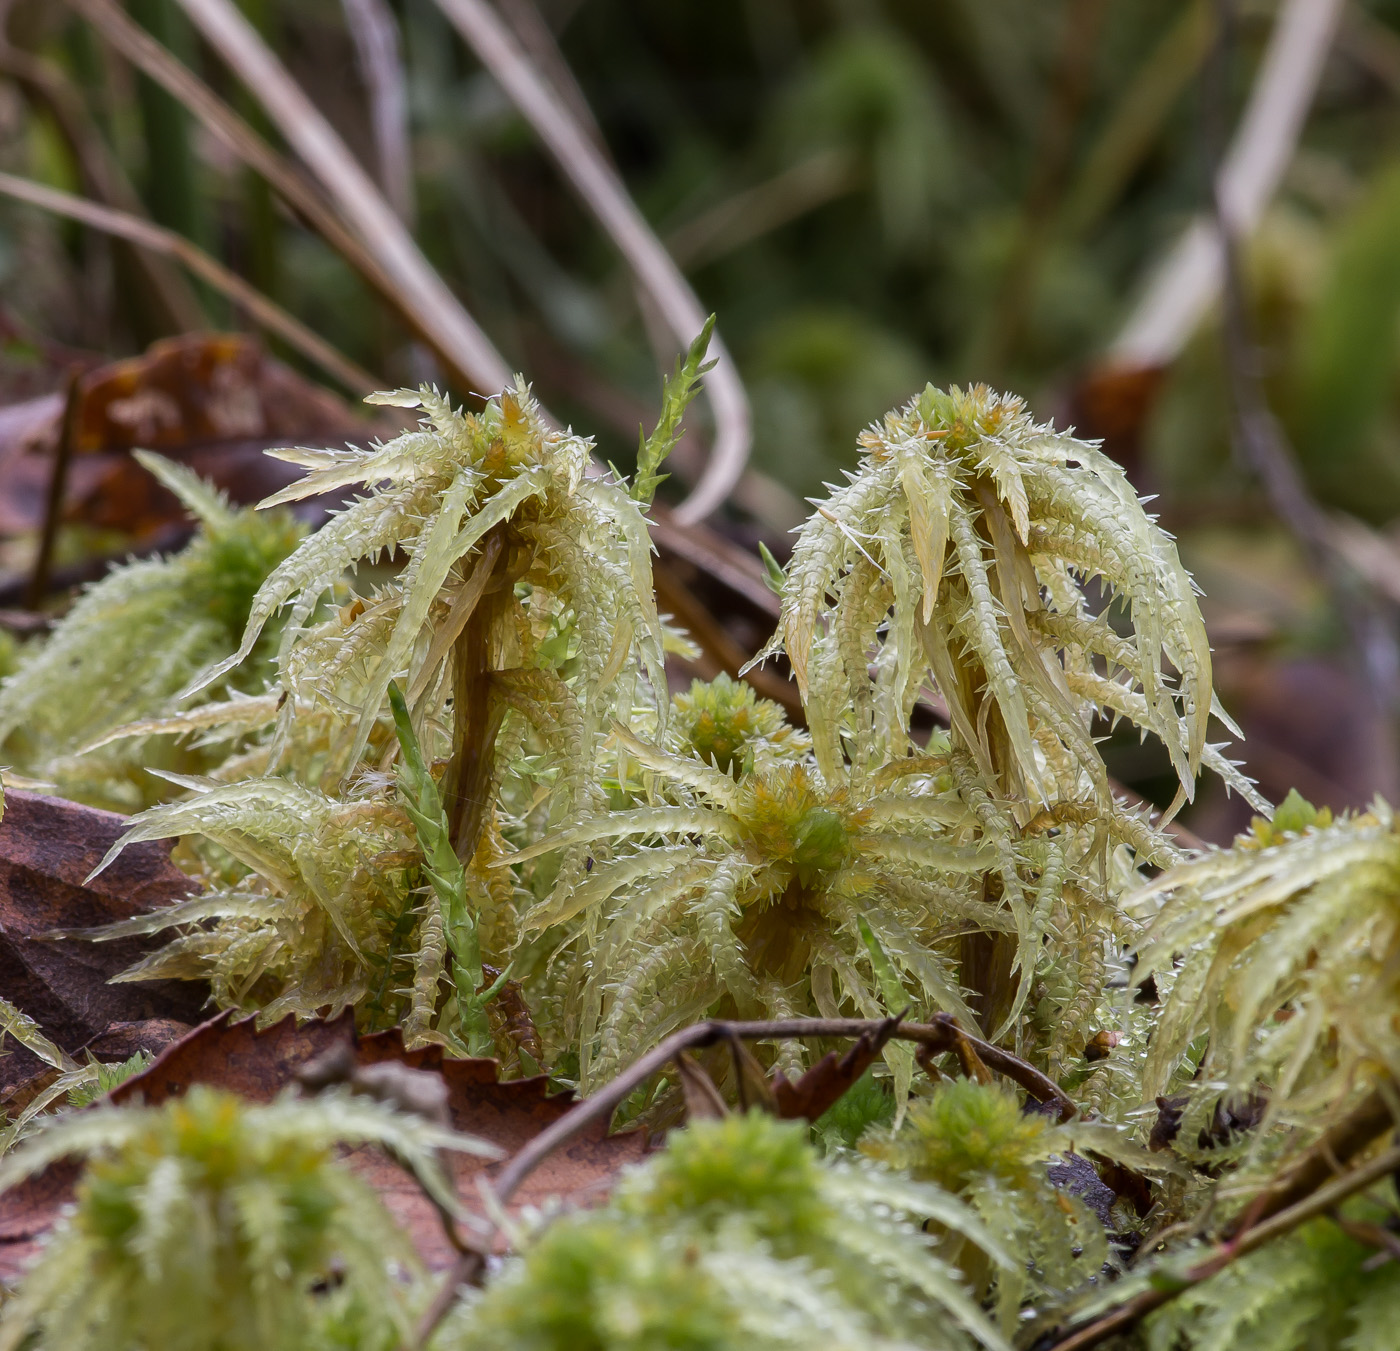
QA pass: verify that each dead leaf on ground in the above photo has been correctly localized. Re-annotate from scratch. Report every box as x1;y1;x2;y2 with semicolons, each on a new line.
0;1008;650;1282
0;332;370;543
0;789;206;1096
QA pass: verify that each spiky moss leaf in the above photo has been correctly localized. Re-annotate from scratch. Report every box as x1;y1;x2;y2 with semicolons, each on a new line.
1144;1192;1400;1351
91;383;678;1032
0;1086;464;1351
632;315;715;509
139;450;307;654
0;469;303;807
732;380;1252;1076
528;742;992;1084
1135;800;1400;1111
93;779;422;1024
185;381;663;769
760;381;1249;815
0;995;74;1073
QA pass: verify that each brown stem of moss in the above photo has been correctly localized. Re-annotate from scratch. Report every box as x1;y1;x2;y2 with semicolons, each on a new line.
960;928;1018;1038
443;529;511;862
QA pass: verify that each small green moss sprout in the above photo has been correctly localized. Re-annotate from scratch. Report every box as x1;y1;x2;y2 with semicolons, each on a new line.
0;453;303;809
0;1085;494;1351
861;1080;1160;1333
669;672;808;775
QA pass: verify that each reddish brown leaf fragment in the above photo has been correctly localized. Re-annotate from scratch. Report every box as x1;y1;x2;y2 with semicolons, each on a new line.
771;1016;902;1122
0;1010;650;1280
0;1019;192;1123
0;1067;63;1120
0;333;371;550
0;1160;80;1283
0;790;207;1094
81;1018;193;1063
108;1009;354;1107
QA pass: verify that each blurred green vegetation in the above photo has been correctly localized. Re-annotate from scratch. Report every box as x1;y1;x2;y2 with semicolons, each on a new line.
0;0;1350;488
5;0;1400;824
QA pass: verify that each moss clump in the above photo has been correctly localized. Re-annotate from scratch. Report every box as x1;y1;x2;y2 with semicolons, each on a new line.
618;1111;829;1242
443;1112;1004;1351
0;1086;443;1351
669;673;806;775
863;1080;1051;1192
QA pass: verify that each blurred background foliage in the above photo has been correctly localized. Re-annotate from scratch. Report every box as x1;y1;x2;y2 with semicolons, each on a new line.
2;0;1400;837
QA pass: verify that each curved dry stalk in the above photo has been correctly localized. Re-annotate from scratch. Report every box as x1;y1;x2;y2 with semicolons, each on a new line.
170;0;512;394
339;0;415;225
65;0;444;358
0;172;378;396
432;0;751;523
1112;0;1344;367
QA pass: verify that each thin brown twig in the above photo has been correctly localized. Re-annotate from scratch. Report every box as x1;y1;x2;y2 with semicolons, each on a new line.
1044;1141;1400;1351
1222;1085;1398;1238
1331;1211;1400;1266
66;0;427;356
0;40;203;333
652;558;805;722
408;1012;1072;1347
665;149;862;270
339;0;415;225
0;172;379;396
1208;0;1400;798
981;0;1109;374
1112;0;1344;369
25;369;82;609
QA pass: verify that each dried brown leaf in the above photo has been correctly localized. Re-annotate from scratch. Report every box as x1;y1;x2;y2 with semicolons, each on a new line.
675;1051;728;1121
0;334;369;544
771;1018;899;1122
0;789;206;1095
0;1008;649;1281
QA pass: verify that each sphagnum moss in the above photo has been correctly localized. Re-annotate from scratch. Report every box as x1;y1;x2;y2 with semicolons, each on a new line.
21;372;1395;1351
0;1085;495;1351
